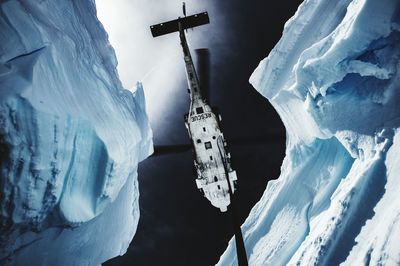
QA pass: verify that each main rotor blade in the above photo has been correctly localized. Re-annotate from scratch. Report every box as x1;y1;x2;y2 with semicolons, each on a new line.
152;144;192;157
195;48;210;103
151;134;285;157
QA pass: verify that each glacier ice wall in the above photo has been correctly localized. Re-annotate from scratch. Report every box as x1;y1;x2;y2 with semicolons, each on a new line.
219;0;400;265
0;0;152;265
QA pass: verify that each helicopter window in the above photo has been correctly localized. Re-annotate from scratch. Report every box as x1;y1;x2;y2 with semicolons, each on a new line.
210;156;213;160
203;127;206;132
212;136;216;140
205;141;212;149
214;176;218;182
196;107;204;114
196;139;201;144
217;185;221;190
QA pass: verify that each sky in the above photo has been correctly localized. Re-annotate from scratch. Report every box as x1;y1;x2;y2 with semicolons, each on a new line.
95;0;303;265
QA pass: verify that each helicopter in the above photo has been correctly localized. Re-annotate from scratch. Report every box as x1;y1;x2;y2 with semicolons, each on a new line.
150;8;237;212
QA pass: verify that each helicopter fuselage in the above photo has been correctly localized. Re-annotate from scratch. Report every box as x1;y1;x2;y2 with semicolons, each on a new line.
180;23;237;212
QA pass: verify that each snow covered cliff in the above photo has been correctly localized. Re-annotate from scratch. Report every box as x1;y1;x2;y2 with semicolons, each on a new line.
0;0;152;265
219;0;400;265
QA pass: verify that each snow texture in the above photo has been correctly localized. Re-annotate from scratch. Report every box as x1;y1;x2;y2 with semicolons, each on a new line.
0;0;152;265
219;0;400;265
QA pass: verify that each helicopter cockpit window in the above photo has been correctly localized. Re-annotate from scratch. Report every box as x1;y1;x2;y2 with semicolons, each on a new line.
196;107;204;114
205;141;212;149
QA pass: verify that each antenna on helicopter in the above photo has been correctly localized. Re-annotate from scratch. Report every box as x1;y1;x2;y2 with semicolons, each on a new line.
182;2;186;17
